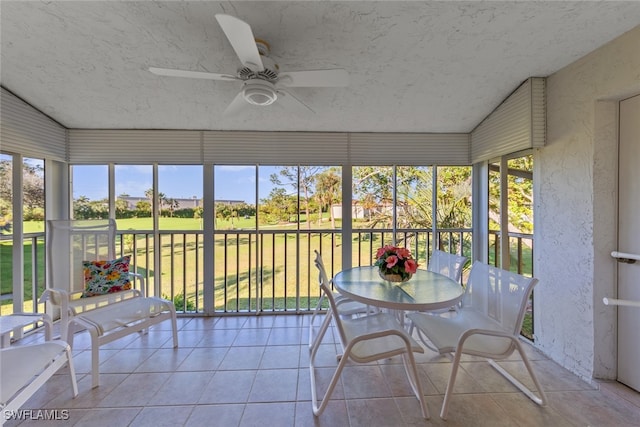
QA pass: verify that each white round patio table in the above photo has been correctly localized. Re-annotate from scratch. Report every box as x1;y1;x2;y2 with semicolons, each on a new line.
333;266;464;312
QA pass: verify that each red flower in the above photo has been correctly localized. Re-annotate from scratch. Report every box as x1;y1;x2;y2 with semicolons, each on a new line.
405;259;418;274
376;245;396;258
385;255;399;268
396;248;411;260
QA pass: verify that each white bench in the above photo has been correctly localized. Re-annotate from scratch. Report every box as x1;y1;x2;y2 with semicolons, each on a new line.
40;284;150;342
66;295;177;388
41;219;179;388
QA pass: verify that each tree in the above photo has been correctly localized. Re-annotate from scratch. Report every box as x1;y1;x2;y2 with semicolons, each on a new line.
0;160;13;225
259;188;296;224
193;206;203;220
74;196;93;219
352;166;394;227
0;160;12;209
488;155;533;234
236;203;256;218
270;166;322;229
89;198;109;219
360;194;377;223
216;203;231;228
158;192;168;211
144;188;170;216
352;166;472;240
115;196;131;218
314;169;341;228
435;167;472;229
0;160;45;220
136;200;151;217
353;166;394;202
167;198;179;217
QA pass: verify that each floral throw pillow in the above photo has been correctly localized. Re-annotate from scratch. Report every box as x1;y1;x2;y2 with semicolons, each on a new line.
82;255;132;297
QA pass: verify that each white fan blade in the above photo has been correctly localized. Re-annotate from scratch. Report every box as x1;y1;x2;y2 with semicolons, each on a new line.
215;14;264;72
278;69;349;87
276;89;314;114
149;67;238;82
223;91;249;117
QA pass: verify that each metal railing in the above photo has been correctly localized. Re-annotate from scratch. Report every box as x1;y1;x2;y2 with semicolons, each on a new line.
488;230;534;275
111;228;477;314
0;233;46;316
2;228;534;318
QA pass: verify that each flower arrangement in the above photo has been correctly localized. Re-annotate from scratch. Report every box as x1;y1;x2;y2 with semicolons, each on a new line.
374;245;419;282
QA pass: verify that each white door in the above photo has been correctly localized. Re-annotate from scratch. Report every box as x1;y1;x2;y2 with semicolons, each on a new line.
618;94;640;391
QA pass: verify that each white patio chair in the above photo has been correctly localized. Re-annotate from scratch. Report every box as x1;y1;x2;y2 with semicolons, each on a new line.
407;261;547;419
309;281;429;419
427;249;468;282
308;250;375;350
1;341;78;425
407;249;468;340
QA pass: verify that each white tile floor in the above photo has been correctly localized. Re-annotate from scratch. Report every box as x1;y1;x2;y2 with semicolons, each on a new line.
6;314;640;426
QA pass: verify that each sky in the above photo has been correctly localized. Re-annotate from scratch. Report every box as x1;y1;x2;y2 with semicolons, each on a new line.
72;165;284;204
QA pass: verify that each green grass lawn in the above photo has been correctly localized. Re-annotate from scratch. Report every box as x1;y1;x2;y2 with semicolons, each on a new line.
0;239;46;315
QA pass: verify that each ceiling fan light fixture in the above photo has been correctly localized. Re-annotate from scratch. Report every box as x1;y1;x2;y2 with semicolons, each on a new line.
243;79;277;106
151;14;349;116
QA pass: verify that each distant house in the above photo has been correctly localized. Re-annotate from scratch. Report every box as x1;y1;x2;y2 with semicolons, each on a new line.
331;201;393;220
331;201;370;220
119;196;244;210
215;199;246;207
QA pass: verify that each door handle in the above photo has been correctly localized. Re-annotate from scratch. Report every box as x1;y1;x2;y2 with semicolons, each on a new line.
611;251;639;264
603;297;640;308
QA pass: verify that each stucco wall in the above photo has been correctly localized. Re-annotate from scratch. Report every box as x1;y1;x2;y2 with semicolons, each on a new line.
535;25;640;381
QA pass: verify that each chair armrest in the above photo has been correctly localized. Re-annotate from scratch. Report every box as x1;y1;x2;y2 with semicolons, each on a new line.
129;272;146;297
458;328;515;340
39;288;74;319
351;328;416;348
454;327;519;359
39;288;69;306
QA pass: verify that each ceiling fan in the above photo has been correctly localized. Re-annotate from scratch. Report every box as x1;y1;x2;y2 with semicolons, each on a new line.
149;14;349;116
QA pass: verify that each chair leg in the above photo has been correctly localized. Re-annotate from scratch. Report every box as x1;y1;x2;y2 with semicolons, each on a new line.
309;297;320;348
310;340;349;416
310;307;333;353
88;328;101;388
440;348;463;419
487;339;547;406
170;310;179;348
413;325;439;352
65;344;79;398
309;309;346;416
60;311;70;343
401;352;429;419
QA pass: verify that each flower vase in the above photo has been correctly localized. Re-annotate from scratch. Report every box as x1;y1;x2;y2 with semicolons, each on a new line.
378;270;412;283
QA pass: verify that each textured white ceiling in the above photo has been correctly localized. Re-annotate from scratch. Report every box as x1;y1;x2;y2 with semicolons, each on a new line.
1;1;639;133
